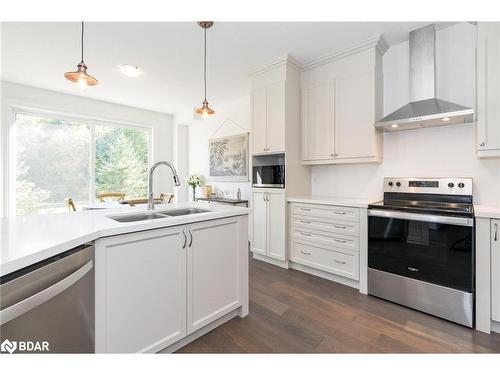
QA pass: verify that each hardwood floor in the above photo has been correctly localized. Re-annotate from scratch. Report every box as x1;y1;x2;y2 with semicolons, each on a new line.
176;256;500;353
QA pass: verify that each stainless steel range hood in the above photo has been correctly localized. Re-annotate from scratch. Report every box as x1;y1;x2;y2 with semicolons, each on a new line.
375;24;474;132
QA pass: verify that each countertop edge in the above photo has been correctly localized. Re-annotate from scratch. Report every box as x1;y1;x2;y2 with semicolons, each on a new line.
1;206;250;277
474;204;500;219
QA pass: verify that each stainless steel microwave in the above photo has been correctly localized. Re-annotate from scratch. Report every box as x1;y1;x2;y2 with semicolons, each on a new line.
252;154;285;188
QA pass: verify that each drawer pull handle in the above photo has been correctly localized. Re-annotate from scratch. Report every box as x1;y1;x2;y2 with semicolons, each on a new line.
334;259;346;264
300;232;311;236
300;220;312;224
334;239;347;243
300;208;311;211
333;225;347;229
333;211;346;215
300;250;312;256
408;267;419;272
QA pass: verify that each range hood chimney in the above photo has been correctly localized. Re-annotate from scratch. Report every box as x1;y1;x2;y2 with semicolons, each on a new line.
375;24;474;132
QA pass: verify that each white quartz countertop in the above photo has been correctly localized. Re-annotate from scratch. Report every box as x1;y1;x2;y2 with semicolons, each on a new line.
0;202;250;277
287;195;380;208
474;205;500;219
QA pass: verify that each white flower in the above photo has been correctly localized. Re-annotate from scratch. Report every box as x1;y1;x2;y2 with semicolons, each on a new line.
186;174;203;188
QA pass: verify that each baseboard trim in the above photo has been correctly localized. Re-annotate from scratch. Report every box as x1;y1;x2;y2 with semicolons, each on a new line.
289;261;359;290
252;253;289;269
158;309;240;353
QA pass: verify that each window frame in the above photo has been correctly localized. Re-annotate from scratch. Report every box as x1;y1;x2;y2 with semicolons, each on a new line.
8;106;153;216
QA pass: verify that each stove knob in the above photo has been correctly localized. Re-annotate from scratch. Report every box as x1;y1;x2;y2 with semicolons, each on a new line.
388;181;393;186
458;182;465;188
448;182;455;188
396;182;401;187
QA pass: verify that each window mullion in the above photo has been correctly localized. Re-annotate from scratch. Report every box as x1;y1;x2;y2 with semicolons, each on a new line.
89;121;96;204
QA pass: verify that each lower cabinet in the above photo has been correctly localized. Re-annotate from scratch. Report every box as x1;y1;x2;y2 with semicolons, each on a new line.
289;202;361;282
187;219;242;334
251;189;286;261
95;216;246;353
492;219;500;322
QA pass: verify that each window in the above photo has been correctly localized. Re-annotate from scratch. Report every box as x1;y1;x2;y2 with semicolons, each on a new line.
13;112;150;215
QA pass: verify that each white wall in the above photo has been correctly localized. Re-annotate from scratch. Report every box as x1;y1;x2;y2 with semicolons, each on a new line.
1;81;174;216
311;22;500;205
174;96;251;202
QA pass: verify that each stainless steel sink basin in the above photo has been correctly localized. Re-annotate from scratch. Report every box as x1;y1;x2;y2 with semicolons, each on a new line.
108;212;169;222
108;208;211;222
158;208;211;216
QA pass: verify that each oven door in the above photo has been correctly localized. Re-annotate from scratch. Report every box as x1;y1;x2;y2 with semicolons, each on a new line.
368;210;474;293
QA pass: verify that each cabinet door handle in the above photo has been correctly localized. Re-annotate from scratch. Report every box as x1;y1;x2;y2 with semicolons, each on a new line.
300;250;311;256
480;141;486;147
182;229;187;249
334;153;339;157
300;220;311;224
495;223;498;242
300;232;311;237
188;229;193;247
334;259;346;264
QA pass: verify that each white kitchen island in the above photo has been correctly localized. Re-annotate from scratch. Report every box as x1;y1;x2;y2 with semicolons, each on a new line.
0;203;250;353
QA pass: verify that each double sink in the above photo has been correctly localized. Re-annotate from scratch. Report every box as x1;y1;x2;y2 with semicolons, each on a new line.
108;208;211;223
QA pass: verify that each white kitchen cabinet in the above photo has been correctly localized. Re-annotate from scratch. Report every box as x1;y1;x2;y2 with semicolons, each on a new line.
95;215;248;353
301;70;380;164
334;71;376;160
492;219;500;322
301;81;334;161
267;190;286;260
251;189;286;262
477;23;500;158
251;190;268;256
187;218;242;334
251;87;268;154
95;227;187;353
300;40;384;165
251;81;286;154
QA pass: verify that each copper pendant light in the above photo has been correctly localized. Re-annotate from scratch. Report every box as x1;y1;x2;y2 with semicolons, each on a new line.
64;22;98;89
195;21;215;119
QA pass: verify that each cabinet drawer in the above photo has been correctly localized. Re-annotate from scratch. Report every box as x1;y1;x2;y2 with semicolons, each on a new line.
291;215;359;237
291;240;359;280
290;203;359;223
291;227;359;252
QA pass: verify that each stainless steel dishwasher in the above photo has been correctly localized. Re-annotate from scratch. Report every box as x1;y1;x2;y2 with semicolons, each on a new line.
0;244;94;353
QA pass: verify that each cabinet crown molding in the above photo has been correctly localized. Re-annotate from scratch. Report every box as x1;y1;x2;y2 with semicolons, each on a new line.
248;35;389;78
248;54;302;77
300;34;389;71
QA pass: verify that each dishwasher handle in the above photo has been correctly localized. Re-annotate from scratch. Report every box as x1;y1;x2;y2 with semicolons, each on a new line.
0;260;93;325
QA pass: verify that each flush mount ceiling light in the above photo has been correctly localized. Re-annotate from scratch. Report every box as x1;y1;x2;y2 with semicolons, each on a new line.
442;117;451;122
194;21;215;119
119;64;144;78
391;124;399;128
64;22;98;90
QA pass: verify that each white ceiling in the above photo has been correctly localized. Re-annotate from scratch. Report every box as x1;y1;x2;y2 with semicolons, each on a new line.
1;22;457;115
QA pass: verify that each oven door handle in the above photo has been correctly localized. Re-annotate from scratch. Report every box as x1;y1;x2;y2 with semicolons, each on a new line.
368;209;474;227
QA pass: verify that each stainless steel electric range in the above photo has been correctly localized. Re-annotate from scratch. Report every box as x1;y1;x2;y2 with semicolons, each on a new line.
368;177;474;327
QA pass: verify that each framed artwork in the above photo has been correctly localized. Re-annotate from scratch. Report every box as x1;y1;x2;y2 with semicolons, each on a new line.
208;133;249;181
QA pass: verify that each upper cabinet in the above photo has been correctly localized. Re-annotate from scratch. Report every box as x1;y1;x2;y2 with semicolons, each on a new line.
251;79;286;154
477;23;500;158
300;38;385;165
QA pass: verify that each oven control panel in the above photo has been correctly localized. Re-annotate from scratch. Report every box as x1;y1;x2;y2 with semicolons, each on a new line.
383;177;473;195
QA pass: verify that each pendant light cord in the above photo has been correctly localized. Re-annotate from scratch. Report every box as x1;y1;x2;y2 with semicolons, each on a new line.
203;26;207;101
81;21;84;63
